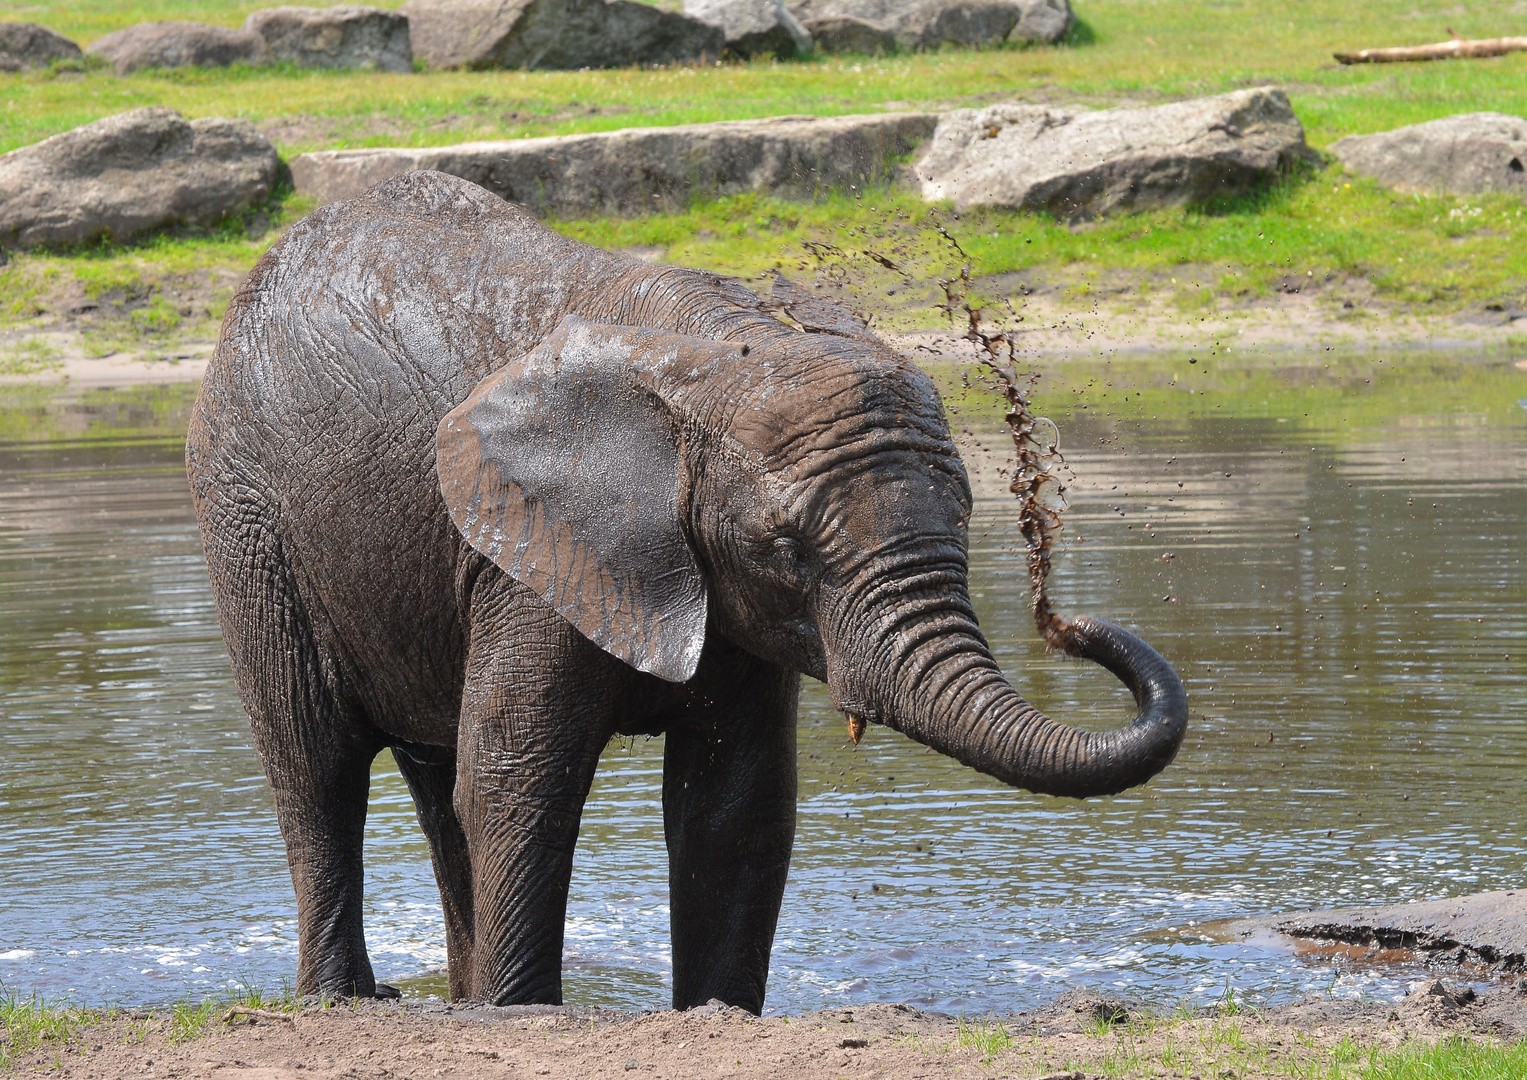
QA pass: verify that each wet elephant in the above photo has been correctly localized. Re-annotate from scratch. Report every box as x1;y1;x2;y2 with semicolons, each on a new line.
186;170;1187;1013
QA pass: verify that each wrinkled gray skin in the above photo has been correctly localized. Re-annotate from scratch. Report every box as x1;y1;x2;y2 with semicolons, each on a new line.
187;170;1186;1013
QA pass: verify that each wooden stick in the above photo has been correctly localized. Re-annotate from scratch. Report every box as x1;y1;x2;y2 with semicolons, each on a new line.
1335;36;1527;64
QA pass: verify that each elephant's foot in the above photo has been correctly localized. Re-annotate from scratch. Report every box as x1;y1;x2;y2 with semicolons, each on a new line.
373;983;402;1000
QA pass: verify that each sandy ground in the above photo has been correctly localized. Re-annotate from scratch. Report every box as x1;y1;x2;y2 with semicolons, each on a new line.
12;982;1527;1080
6;258;1527;393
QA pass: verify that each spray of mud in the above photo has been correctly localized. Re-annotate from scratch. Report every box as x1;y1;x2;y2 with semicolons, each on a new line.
772;210;1082;662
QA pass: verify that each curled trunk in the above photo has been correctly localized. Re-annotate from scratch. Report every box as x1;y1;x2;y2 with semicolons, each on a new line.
863;609;1187;799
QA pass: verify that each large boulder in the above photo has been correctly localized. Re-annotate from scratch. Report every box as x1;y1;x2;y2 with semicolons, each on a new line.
799;15;894;54
243;5;412;71
1330;113;1527;198
917;87;1312;218
683;0;813;58
0;22;83;70
86;21;268;75
786;0;1071;50
290;111;936;215
0;107;279;249
400;0;725;70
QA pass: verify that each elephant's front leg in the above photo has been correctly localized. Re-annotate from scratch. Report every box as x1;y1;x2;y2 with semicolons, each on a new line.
664;650;799;1013
455;583;623;1005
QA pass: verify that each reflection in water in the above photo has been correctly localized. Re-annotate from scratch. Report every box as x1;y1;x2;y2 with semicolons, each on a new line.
0;364;1523;1012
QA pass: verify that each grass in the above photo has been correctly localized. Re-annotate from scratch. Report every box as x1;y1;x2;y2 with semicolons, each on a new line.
4;0;1527;353
0;982;302;1071
0;338;62;376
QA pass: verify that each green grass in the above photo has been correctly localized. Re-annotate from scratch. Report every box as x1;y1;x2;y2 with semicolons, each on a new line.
4;0;1527;350
0;988;100;1070
1362;1036;1527;1080
0;982;304;1071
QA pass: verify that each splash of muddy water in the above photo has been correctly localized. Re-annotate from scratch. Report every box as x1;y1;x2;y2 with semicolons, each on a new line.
780;217;1082;713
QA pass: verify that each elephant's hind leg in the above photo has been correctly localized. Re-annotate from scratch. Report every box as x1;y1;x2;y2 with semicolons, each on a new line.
198;494;384;998
393;745;475;1000
663;651;799;1014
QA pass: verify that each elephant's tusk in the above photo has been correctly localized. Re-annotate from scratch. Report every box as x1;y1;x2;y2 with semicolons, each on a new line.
846;714;867;745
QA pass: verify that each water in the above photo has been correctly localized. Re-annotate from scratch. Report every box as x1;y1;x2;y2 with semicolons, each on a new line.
1;356;1524;1014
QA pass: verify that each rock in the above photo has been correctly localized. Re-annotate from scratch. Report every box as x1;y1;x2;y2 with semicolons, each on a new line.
0;107;279;249
916;87;1312;218
243;6;412;71
86;21;268;75
1331;112;1527;198
1221;889;1527;978
290;111;936;214
400;0;725;70
786;0;1070;49
799;15;894;54
0;22;83;71
683;0;812;58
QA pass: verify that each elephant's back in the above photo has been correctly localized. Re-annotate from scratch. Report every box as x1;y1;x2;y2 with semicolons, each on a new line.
189;171;638;742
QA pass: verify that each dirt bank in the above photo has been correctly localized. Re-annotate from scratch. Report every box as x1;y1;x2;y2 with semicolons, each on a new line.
1220;890;1527;981
11;983;1527;1080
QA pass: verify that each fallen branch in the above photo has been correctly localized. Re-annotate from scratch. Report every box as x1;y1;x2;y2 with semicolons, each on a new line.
1335;36;1527;64
221;1006;296;1025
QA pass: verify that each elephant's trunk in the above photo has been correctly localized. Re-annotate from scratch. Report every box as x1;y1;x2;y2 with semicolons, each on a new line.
836;590;1187;799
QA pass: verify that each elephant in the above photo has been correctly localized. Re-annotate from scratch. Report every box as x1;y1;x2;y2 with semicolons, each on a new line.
186;170;1187;1014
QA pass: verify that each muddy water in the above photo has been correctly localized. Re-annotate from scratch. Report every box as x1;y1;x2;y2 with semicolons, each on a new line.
1;358;1524;1013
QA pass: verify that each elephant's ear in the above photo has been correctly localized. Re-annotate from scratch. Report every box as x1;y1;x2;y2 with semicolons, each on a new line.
436;318;720;683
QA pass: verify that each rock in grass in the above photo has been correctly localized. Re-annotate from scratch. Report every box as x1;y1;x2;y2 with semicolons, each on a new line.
290;111;936;214
799;15;894;54
0;107;279;249
1330;113;1527;198
917;87;1312;218
786;0;1071;50
399;0;725;70
0;22;84;71
243;6;412;71
86;21;268;75
682;0;813;58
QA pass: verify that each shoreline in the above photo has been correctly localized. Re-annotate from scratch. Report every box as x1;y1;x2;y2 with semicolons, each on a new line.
6;980;1526;1079
5;307;1527;392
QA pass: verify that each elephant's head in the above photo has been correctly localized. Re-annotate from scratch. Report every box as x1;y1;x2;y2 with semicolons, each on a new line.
436;315;1186;798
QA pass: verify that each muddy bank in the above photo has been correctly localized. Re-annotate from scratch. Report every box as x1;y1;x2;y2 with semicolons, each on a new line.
11;983;1527;1080
1222;890;1527;980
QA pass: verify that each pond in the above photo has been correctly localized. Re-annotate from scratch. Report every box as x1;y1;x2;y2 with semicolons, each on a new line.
1;352;1524;1014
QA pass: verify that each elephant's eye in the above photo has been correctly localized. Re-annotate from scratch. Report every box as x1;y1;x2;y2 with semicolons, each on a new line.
770;534;808;564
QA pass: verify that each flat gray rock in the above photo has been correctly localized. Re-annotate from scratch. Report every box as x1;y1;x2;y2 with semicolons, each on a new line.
1223;889;1527;975
0;107;279;248
1331;112;1527;198
800;15;894;53
917;86;1311;217
243;5;412;71
291;111;936;215
86;21;268;75
683;0;813;58
400;0;725;70
0;21;83;70
786;0;1070;49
